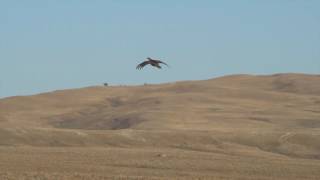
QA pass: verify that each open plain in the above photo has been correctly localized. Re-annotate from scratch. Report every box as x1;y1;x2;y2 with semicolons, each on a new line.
0;74;320;179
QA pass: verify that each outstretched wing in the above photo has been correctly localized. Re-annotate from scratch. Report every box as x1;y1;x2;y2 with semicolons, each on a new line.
154;60;169;67
136;61;150;70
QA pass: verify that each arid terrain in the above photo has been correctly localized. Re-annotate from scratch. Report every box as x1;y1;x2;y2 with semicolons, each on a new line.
0;73;320;179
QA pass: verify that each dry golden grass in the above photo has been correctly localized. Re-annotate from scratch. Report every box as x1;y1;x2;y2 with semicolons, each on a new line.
0;73;319;179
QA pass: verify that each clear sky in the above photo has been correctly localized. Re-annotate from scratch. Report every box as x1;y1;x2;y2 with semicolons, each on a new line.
1;1;319;98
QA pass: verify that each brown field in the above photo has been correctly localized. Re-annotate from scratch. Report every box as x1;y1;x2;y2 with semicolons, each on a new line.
0;73;320;179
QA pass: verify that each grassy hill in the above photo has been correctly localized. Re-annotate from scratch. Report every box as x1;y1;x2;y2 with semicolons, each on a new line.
0;73;320;179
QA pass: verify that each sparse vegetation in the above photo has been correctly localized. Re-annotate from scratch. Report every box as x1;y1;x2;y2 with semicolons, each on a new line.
0;74;320;179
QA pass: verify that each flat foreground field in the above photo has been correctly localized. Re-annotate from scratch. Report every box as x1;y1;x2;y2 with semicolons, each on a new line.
1;144;320;180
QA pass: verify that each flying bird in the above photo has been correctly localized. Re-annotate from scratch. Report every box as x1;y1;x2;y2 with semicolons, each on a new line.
136;57;169;70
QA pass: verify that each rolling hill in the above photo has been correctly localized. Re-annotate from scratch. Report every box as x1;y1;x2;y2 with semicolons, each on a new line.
0;73;320;179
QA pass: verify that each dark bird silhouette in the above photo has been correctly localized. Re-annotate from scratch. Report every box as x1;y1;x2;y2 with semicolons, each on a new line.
136;57;169;70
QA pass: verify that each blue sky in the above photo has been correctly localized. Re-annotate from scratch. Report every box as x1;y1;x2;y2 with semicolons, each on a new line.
1;1;319;98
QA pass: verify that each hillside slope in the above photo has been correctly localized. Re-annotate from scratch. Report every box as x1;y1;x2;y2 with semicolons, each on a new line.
0;73;320;179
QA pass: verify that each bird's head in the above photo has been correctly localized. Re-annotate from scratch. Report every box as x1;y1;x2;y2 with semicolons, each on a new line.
147;57;152;60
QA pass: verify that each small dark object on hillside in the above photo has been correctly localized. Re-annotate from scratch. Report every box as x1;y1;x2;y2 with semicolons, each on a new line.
103;83;108;87
157;153;167;158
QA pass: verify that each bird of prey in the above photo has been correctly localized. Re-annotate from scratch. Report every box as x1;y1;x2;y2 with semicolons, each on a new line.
136;57;169;70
